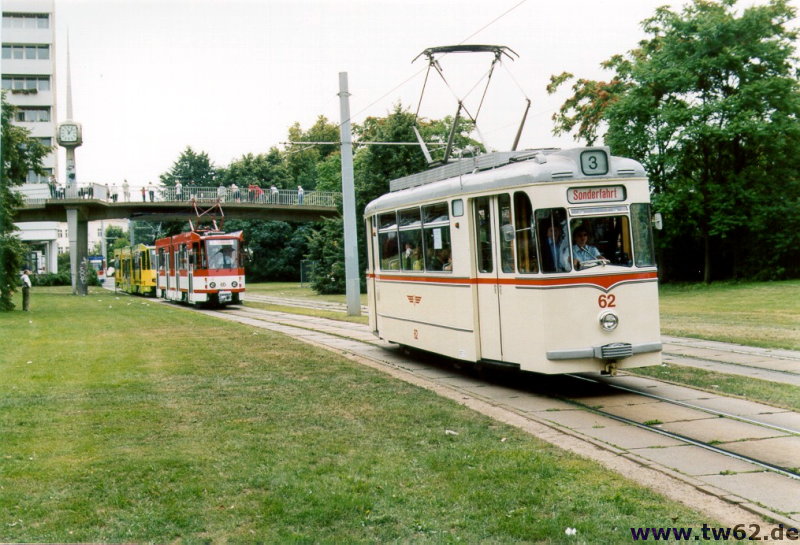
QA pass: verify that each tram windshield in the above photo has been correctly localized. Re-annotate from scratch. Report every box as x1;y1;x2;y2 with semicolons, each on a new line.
207;239;239;269
534;205;656;272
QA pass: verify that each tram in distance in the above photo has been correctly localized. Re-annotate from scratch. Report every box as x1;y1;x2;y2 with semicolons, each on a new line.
364;146;662;375
113;244;157;296
87;255;106;283
155;228;245;306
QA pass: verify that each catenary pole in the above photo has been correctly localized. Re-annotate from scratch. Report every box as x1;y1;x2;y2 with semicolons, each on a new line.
338;72;361;316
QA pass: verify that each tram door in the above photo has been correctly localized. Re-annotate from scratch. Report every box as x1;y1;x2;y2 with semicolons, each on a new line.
473;197;503;361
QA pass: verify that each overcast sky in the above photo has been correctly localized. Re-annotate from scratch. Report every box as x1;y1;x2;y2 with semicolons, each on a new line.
54;0;798;186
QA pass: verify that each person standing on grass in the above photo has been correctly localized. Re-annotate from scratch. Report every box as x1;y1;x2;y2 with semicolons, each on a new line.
21;269;32;312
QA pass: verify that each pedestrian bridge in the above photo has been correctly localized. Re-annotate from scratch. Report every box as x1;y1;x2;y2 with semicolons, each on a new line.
14;183;341;224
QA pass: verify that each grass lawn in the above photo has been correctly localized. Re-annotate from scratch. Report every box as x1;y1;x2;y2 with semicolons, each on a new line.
659;279;800;351
246;281;368;306
0;287;716;543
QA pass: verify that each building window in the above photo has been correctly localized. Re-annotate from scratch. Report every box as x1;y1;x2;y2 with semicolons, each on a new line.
2;44;50;60
15;107;50;122
2;14;49;29
26;168;53;184
2;75;51;92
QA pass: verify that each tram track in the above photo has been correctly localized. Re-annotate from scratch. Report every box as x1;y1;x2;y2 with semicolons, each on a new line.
187;302;800;526
564;374;800;481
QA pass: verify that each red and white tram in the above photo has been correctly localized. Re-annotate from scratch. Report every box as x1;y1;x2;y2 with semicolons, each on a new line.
155;229;245;306
365;147;661;375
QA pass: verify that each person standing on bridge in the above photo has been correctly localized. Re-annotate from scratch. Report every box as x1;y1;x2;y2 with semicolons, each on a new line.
147;183;155;202
297;185;304;205
122;179;130;201
48;175;57;199
175;181;183;201
217;184;227;202
270;184;278;203
141;185;146;202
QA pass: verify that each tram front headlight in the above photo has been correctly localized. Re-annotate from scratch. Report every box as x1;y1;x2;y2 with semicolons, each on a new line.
231;281;238;288
599;311;619;331
209;282;216;289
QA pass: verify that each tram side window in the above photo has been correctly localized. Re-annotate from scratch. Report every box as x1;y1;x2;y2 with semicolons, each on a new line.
536;208;571;273
475;198;493;273
398;208;423;271
631;204;656;267
569;215;632;269
514;192;539;273
179;244;189;270
498;194;515;273
378;212;400;270
422;203;451;272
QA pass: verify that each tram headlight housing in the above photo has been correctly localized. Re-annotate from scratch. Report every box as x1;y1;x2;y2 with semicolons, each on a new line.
209;282;216;289
599;311;619;331
231;281;238;288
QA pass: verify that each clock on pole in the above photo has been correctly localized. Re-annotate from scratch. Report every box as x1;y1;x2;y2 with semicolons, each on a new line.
57;121;82;147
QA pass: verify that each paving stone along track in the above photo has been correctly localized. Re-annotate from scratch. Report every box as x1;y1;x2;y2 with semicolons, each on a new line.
190;300;800;530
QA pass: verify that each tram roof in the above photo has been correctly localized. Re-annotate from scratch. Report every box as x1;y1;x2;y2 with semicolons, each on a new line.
364;147;646;217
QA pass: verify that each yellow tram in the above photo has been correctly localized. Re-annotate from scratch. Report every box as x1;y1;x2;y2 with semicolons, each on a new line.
114;244;157;296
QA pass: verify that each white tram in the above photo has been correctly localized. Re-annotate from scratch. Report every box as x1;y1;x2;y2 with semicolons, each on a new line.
364;147;661;374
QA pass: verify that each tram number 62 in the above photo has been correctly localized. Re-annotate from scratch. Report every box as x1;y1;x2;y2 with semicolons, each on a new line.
598;294;616;308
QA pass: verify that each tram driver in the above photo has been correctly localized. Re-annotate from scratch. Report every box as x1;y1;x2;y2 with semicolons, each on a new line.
572;227;606;270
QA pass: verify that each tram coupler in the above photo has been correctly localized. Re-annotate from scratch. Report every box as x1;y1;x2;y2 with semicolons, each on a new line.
601;362;618;376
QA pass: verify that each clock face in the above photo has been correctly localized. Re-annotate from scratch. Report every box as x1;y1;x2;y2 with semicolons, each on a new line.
58;124;79;144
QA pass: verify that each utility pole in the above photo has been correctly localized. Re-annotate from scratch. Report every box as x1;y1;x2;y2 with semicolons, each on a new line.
338;72;361;316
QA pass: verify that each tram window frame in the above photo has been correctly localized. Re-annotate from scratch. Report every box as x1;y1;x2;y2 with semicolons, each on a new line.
399;232;423;272
631;204;656;267
422;202;452;272
536;208;571;273
514;192;539;274
398;208;423;271
179;244;189;270
569;215;633;268
377;212;400;271
498;194;515;273
475;197;493;273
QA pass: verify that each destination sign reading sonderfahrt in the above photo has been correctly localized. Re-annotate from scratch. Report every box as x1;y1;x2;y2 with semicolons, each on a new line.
568;186;626;204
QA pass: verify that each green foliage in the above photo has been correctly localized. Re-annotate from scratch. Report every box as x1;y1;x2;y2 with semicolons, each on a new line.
549;0;800;281
30;269;99;287
0;92;49;310
226;219;311;282
285;116;341;190
217;148;292;189
158;146;217;187
306;217;346;294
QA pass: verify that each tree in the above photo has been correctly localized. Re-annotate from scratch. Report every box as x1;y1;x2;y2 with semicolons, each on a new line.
285;116;341;190
0;93;49;310
306;104;482;293
217;148;292;189
549;0;800;281
159;146;217;187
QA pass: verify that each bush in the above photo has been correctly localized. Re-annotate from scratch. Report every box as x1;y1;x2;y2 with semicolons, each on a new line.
31;268;100;287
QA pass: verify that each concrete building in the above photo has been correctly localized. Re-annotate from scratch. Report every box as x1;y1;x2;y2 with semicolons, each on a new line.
3;0;59;272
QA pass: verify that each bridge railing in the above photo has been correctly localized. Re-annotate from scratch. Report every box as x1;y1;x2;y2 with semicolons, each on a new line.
16;184;341;208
